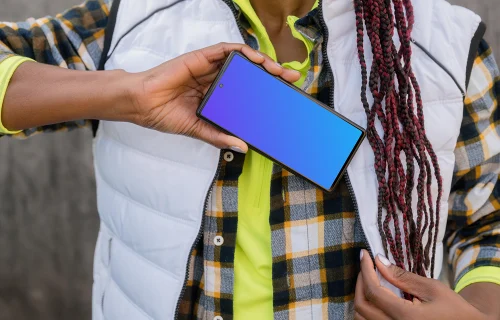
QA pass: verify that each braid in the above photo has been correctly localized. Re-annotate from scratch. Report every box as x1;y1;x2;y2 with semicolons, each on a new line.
352;0;443;282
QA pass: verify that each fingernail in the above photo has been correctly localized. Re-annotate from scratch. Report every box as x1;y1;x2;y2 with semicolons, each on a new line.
255;51;264;58
377;254;392;267
229;146;245;153
360;250;364;261
276;62;282;68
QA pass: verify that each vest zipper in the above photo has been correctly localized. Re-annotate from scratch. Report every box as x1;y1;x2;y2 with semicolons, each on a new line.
410;38;466;97
174;3;246;318
222;0;247;35
317;1;374;259
174;151;224;319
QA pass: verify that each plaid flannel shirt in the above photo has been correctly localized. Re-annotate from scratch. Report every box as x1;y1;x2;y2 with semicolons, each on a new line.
1;1;499;319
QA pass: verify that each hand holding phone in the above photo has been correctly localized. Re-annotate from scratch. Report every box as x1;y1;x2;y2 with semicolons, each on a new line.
197;52;366;191
128;43;300;152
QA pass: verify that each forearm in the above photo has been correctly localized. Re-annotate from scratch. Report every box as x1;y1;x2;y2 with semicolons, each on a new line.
460;283;500;319
2;62;138;131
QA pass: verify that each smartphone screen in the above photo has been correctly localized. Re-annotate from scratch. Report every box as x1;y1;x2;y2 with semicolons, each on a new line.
197;52;365;191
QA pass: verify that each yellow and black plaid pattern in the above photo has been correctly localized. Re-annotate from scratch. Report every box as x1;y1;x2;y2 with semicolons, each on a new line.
447;40;500;284
1;1;499;319
0;0;111;138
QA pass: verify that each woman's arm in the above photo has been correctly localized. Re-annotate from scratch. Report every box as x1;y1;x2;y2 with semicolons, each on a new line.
3;62;134;131
2;43;300;151
0;0;112;137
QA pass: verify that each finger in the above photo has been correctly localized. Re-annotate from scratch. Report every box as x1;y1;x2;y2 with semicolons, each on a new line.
202;43;301;83
360;250;410;319
355;273;391;320
201;42;265;64
353;312;367;320
280;66;302;84
256;51;301;83
180;43;262;79
360;249;380;286
191;120;248;152
375;254;441;301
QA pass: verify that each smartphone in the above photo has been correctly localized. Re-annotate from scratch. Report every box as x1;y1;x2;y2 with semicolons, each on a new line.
197;51;366;192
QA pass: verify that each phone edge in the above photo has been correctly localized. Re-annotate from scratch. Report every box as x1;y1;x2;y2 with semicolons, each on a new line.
196;50;366;193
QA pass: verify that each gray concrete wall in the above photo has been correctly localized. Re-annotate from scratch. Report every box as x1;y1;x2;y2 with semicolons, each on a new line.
0;1;498;319
0;1;94;319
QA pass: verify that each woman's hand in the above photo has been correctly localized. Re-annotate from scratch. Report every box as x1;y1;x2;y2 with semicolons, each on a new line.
130;42;300;152
354;249;496;320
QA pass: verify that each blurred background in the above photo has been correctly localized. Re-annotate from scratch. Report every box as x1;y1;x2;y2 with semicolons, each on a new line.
0;0;498;319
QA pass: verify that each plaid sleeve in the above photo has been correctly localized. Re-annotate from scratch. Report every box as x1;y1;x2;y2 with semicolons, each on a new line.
447;39;500;287
0;0;111;138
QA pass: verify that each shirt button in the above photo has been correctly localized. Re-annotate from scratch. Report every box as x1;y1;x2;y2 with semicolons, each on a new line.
214;236;224;246
214;316;223;320
223;151;234;162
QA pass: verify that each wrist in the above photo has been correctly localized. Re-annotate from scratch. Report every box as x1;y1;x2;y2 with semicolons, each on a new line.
90;69;142;124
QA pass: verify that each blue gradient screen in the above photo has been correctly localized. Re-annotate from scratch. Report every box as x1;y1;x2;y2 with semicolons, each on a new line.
199;53;364;190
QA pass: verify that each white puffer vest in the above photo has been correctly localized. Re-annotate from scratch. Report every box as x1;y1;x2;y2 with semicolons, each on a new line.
91;0;481;319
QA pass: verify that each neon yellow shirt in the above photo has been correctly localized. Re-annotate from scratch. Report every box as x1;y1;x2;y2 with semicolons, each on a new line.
232;1;317;319
0;55;31;134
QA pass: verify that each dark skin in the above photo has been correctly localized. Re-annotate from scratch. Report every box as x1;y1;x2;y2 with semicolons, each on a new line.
251;0;314;63
2;0;499;318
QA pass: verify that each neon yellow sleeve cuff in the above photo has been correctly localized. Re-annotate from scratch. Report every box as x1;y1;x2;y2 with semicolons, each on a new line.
0;56;34;134
455;266;500;293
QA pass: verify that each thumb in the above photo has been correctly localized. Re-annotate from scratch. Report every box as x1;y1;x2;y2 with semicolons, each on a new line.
360;249;381;286
192;120;248;152
375;254;437;301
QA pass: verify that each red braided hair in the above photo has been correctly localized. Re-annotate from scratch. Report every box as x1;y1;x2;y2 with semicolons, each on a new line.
352;0;443;285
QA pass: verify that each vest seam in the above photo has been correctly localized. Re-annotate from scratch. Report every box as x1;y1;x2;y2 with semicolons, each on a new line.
99;131;215;174
410;38;465;96
423;98;465;105
107;277;155;320
96;167;197;226
106;0;189;64
102;220;182;281
110;19;239;60
99;0;121;70
466;21;487;89
333;54;442;64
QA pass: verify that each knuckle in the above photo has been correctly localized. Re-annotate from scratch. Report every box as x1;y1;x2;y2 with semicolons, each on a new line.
392;267;410;282
207;128;219;144
353;300;363;313
364;286;378;302
214;131;225;144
